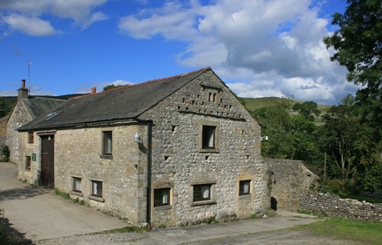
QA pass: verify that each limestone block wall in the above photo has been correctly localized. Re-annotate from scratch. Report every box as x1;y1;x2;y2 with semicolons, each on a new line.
140;70;270;227
300;191;382;221
266;158;319;212
6;101;33;163
54;123;148;224
17;131;41;185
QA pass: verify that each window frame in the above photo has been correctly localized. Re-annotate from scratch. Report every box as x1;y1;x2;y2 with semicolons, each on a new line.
154;188;171;207
91;180;103;198
28;132;34;144
25;156;31;171
239;180;251;196
72;177;82;193
199;121;220;153
102;131;112;155
193;184;212;202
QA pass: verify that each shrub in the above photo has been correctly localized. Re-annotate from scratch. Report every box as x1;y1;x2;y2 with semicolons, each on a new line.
2;146;10;162
324;179;345;194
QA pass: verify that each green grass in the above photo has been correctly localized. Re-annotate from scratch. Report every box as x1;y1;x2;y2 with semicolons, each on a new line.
295;218;382;244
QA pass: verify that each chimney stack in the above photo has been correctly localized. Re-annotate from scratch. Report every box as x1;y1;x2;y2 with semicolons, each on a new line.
91;87;96;95
18;79;29;101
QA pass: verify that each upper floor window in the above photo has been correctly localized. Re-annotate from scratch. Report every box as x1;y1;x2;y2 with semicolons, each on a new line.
103;131;112;155
28;132;34;144
202;126;216;149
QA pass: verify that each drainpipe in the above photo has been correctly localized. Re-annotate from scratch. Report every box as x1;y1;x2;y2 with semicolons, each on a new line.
146;121;152;227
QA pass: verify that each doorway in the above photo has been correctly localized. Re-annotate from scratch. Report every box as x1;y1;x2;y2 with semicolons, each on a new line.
41;135;54;187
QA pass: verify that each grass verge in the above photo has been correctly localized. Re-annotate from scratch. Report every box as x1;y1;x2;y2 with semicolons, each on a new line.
293;218;382;244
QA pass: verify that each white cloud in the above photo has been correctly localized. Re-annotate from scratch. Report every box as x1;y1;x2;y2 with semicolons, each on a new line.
118;0;354;105
0;0;108;35
3;14;57;36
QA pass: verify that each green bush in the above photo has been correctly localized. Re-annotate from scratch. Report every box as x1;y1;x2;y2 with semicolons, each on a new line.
2;146;10;162
324;179;345;194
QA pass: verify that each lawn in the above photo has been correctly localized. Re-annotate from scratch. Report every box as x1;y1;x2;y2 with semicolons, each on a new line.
295;218;382;244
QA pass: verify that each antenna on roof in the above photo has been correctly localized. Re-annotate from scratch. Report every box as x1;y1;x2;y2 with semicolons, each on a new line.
28;61;32;95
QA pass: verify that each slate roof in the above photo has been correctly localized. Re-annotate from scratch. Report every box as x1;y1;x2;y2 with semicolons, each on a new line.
23;97;66;119
18;67;211;131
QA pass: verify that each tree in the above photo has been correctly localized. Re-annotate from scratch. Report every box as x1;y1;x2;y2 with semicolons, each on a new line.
323;0;382;138
103;84;128;91
292;101;321;121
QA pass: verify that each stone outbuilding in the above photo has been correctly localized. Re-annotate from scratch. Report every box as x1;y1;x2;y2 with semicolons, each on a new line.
16;68;270;227
6;80;66;163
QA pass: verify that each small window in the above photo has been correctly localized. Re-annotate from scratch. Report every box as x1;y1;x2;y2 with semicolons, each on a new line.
25;156;31;171
202;126;216;149
154;188;171;206
91;180;103;197
103;131;112;155
239;180;251;195
28;132;34;144
193;184;211;201
73;177;82;193
209;92;216;102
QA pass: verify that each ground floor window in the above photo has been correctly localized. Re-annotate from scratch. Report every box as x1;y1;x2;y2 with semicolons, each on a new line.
193;184;211;201
154;188;171;206
72;177;82;192
91;180;103;197
25;156;31;171
239;180;251;195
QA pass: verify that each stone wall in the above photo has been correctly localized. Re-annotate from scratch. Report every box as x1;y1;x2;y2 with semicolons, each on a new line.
140;70;270;227
6;101;33;163
300;191;382;221
266;158;319;212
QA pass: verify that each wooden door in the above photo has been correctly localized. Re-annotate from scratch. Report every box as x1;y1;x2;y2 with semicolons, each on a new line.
41;135;55;187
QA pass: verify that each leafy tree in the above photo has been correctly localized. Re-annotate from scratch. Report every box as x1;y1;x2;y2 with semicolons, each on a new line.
323;0;382;138
292;101;321;121
103;84;128;91
0;97;12;117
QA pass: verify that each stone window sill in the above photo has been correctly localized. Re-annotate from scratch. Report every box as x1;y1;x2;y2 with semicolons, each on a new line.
89;195;105;203
238;194;252;199
154;205;172;211
70;191;83;197
191;200;217;207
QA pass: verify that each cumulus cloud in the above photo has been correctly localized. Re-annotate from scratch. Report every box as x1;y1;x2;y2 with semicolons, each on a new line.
3;14;57;36
0;0;108;36
118;0;355;105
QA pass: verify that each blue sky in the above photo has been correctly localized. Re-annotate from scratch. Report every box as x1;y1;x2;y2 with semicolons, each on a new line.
0;0;355;105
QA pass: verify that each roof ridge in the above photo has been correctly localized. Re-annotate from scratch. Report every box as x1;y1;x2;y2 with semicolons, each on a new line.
69;67;210;100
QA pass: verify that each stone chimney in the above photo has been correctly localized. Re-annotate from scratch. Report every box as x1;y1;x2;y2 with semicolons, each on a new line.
18;79;29;101
91;87;96;95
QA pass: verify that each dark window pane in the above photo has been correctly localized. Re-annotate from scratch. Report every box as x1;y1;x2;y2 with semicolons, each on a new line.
154;188;170;206
103;131;112;155
202;126;215;149
239;180;251;195
193;184;211;201
92;181;103;197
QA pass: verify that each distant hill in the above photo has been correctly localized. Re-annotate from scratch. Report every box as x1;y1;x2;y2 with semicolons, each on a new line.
241;97;332;114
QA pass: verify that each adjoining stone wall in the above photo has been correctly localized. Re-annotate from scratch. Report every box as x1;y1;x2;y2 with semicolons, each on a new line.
300;191;382;221
140;70;270;227
266;158;319;212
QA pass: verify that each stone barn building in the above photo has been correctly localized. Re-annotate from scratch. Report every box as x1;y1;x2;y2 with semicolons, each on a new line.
16;68;270;227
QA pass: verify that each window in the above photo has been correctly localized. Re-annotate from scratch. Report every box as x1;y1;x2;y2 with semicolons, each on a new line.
193;184;211;201
239;180;251;195
103;131;112;155
28;132;34;144
154;188;171;206
73;177;82;192
91;180;103;197
202;126;216;149
208;92;216;102
25;156;31;171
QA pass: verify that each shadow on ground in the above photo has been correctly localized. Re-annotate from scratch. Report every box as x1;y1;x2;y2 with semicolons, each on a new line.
0;186;50;202
1;208;33;245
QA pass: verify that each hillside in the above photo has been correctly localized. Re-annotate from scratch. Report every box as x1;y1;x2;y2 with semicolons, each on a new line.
241;97;332;114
